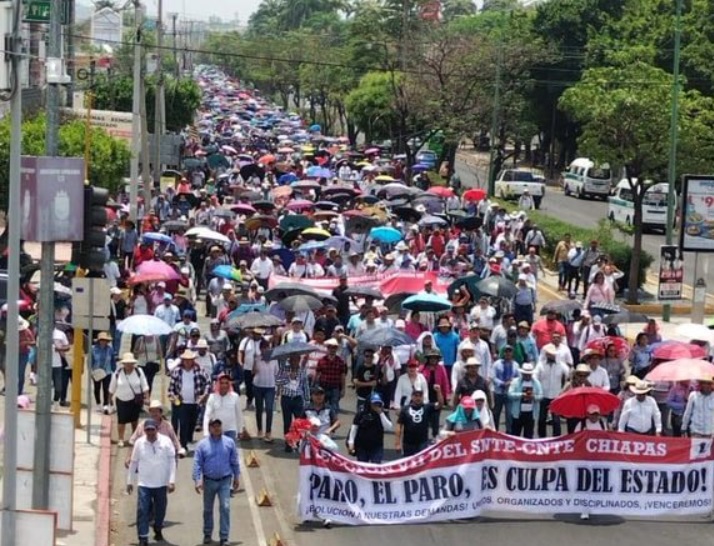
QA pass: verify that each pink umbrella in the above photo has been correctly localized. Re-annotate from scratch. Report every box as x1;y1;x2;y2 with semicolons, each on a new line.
645;358;714;382
221;145;237;155
365;147;380;155
652;341;708;361
135;260;180;281
231;203;257;215
195;150;207;157
286;199;315;211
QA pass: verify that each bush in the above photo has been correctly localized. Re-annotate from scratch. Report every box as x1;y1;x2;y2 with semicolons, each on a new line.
496;201;654;289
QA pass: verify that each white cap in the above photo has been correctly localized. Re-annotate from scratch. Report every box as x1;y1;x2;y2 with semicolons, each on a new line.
395;319;406;329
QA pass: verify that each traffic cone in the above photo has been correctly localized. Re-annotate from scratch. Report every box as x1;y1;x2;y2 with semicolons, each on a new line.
269;532;287;546
256;488;272;507
246;450;260;467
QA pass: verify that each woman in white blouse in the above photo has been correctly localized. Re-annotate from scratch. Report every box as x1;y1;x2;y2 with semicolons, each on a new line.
394;360;429;410
109;352;149;447
252;338;279;442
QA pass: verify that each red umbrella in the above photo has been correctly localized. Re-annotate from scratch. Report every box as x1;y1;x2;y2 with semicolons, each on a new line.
135;260;180;281
463;188;487;202
550;387;620;418
342;209;367;218
427;186;454;198
652;341;708;361
286;199;315;211
258;154;276;164
585;336;629;359
646;358;714;382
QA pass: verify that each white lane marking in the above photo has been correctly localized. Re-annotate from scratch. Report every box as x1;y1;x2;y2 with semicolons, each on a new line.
241;456;268;546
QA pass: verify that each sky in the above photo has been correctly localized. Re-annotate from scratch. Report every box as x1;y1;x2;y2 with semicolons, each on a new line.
144;0;261;23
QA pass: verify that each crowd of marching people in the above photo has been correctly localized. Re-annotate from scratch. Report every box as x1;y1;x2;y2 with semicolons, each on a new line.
4;65;714;542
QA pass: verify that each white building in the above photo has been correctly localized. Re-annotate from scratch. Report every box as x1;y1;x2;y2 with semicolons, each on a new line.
91;7;122;47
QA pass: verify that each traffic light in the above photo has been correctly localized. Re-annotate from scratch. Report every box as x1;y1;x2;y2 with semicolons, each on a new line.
72;185;109;272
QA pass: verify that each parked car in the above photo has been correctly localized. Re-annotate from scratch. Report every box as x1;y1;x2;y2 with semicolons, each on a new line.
494;168;546;209
415;150;438;169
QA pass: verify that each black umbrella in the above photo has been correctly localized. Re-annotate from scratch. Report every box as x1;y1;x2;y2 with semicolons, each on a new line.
358;327;414;348
602;311;647;325
280;215;313;232
393;206;422;223
344;286;383;299
268;341;325;360
182;158;204;169
326;192;355;204
418;214;448;228
455;216;483;230
540;299;583;316
277;295;324;313
448;274;482;298
346;215;381;234
226;312;284;330
590;302;621;315
314;200;339;211
253;200;276;211
322;185;358;198
172;193;199;208
240;163;265;181
281;227;305;247
162;169;183;179
264;282;321;302
163;220;189;231
476;276;518;299
384;292;412;315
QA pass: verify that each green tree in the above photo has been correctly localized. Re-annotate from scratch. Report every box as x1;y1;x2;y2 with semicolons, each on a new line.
560;62;714;303
0;114;130;205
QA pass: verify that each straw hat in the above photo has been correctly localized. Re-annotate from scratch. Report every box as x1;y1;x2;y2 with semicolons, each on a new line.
96;331;112;342
120;352;138;365
180;349;197;360
630;381;653;395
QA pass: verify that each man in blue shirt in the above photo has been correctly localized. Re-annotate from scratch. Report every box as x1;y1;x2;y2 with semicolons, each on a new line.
491;346;521;433
433;316;460;375
193;419;240;546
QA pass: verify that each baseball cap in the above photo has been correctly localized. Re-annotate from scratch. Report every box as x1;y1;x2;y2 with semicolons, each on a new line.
143;419;158;430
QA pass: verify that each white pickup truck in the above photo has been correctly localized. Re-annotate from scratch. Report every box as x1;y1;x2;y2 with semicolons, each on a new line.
494;169;546;209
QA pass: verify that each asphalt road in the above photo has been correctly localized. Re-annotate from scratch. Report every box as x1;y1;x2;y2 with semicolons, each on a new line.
453;156;714;291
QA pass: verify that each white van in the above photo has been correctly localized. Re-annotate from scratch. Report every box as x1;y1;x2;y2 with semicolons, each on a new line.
563;158;611;199
608;179;674;232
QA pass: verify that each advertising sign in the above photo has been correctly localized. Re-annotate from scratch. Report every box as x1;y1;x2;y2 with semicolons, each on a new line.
298;430;714;526
61;108;134;143
680;175;714;252
20;156;85;242
657;245;684;300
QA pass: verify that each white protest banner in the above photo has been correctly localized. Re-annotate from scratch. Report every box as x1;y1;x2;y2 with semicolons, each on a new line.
298;430;714;525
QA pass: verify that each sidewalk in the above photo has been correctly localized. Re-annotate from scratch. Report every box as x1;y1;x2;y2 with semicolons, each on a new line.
0;387;110;546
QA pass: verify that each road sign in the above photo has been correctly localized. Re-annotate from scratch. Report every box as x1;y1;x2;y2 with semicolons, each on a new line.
23;0;50;22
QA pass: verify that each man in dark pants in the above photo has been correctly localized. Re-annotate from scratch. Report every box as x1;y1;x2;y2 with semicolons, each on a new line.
168;350;210;453
395;386;444;457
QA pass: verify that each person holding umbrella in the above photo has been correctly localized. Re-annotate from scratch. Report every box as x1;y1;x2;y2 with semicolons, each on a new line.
276;355;311;452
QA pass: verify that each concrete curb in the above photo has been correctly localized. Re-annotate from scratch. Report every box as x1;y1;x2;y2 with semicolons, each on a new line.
96;414;113;546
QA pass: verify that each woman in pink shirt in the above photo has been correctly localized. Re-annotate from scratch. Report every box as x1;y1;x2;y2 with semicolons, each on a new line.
405;311;428;341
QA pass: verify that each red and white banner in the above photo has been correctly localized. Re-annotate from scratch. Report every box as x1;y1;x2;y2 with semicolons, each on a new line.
298;430;714;525
269;272;450;296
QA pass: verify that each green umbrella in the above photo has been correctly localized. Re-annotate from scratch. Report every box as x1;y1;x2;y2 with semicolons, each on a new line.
207;154;230;169
182;158;204;169
448;274;483;299
279;214;313;232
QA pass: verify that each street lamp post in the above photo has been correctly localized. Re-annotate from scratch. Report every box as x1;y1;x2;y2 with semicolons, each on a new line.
663;0;683;322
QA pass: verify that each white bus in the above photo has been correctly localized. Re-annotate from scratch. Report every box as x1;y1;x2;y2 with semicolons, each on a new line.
608;179;674;232
563;157;611;199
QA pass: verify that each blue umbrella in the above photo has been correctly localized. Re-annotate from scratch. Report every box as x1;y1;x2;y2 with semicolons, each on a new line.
228;303;267;319
402;293;453;313
142;232;173;245
298;240;328;253
412;164;430;173
270;248;295;270
212;264;242;281
309;124;321;132
278;173;298;185
369;226;403;244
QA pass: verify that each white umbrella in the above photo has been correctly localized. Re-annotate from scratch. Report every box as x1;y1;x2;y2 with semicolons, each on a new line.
117;314;174;336
185;226;230;244
675;323;714;344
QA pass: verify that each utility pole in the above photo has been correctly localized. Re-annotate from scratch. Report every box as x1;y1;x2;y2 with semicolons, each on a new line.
2;0;24;541
663;0;683;323
66;0;75;106
129;0;143;222
153;0;165;192
140;76;151;205
487;43;503;197
170;12;179;79
33;0;63;510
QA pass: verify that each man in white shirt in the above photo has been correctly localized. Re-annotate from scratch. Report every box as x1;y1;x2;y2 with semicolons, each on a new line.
126;419;176;546
539;333;573;368
52;326;70;406
682;377;714;437
577;314;607;352
618;382;662;435
469;297;497;331
534;344;570;438
154;293;180;326
250;247;274;289
203;373;246;441
238;328;263;410
193;339;217;376
582;349;610;391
